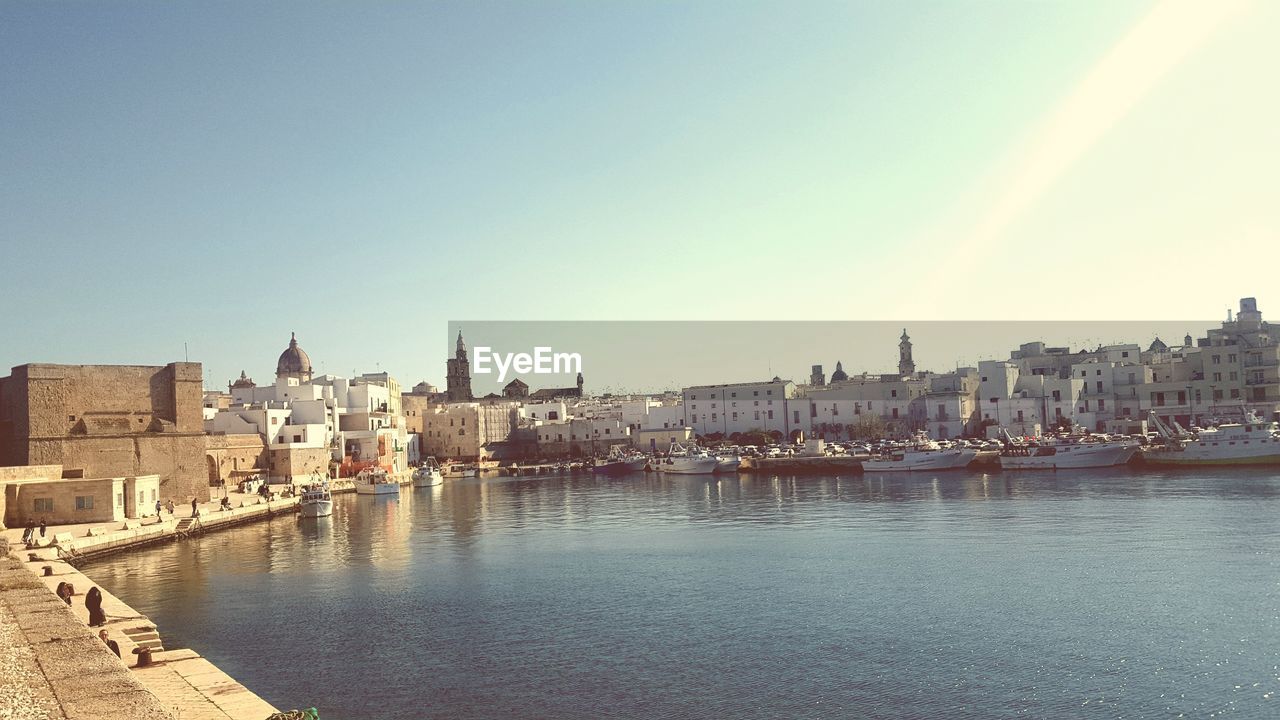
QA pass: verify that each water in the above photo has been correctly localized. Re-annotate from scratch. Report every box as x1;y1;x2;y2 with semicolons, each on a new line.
84;470;1280;719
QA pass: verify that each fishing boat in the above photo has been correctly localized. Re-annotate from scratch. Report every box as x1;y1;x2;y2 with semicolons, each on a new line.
714;449;743;473
412;457;444;487
298;476;333;518
1142;411;1280;466
998;431;1138;470
354;467;399;496
861;437;977;472
658;443;719;475
591;446;648;476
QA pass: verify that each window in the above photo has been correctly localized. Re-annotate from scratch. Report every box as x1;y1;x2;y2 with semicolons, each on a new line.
1122;351;1130;358
293;434;302;443
1096;369;1102;376
711;413;717;422
1230;389;1240;399
793;410;800;423
138;490;144;506
691;414;697;423
753;391;759;396
1052;390;1062;401
1230;372;1238;381
34;498;53;513
1096;381;1103;392
1212;355;1221;364
766;390;773;396
75;495;94;510
732;412;738;421
754;411;760;421
891;408;899;419
271;417;278;425
1017;410;1024;421
767;410;774;420
891;389;898;398
1097;399;1105;410
731;392;737;398
1229;354;1237;363
1213;373;1222;382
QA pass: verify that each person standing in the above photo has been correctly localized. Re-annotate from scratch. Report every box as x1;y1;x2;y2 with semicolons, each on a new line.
155;499;162;516
99;629;121;658
39;517;47;539
85;587;106;627
22;520;35;545
190;497;199;517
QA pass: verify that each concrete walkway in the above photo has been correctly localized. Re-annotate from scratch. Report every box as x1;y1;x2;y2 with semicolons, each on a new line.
1;493;298;719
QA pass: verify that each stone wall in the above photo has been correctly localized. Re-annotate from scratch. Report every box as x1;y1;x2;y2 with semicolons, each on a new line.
204;433;268;487
269;446;330;483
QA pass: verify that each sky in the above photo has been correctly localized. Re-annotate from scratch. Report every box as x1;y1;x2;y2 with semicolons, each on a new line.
2;1;1277;391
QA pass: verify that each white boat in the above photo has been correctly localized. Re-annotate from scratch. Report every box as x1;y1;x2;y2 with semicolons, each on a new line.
714;453;743;473
299;477;333;518
413;458;444;487
354;467;400;496
861;442;978;472
1143;411;1280;466
658;443;719;474
442;462;479;479
998;432;1138;469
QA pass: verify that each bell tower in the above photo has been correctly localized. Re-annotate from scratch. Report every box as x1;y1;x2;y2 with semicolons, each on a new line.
898;329;915;377
445;330;473;403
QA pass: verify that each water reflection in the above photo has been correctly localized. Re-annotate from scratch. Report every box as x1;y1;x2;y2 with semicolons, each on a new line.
82;470;1280;720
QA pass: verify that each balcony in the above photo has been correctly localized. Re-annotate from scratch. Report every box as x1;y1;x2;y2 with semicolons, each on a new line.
1244;357;1280;368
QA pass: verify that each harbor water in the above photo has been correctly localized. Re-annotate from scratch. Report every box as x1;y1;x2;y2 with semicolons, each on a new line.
83;469;1280;719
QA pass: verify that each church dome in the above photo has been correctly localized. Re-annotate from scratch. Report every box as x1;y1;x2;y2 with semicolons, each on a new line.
830;361;849;382
276;332;313;379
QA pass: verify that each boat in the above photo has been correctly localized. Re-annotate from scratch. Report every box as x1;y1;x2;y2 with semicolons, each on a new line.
442;462;478;479
1142;411;1280;466
657;443;719;474
997;431;1138;469
298;476;333;518
592;446;648;476
412;457;444;487
861;437;977;472
354;467;400;496
714;449;743;473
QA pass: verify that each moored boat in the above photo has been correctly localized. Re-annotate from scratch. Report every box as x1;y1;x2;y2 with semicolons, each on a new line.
442;462;479;479
658;443;719;474
413;457;444;487
1142;411;1280;466
998;431;1138;470
355;467;400;496
592;446;648;476
299;475;333;518
862;444;978;472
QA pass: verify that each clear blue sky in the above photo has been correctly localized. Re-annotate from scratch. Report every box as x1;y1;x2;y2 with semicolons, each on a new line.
2;1;1276;390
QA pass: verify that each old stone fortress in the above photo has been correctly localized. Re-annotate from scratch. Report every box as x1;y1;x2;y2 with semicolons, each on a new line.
2;296;1279;532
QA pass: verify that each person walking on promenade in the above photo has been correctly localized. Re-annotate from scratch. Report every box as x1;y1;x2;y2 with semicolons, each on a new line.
155;499;162;516
191;497;199;518
85;587;106;627
99;629;121;658
22;520;35;545
39;517;47;539
165;499;175;515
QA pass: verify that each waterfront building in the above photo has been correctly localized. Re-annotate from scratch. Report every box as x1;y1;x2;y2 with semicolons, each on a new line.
533;417;630;457
682;378;796;439
421;402;519;460
0;361;208;502
207;334;410;481
0;464;161;529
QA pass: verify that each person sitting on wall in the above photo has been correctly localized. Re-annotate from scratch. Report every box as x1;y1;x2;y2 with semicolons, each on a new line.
220;496;232;511
55;581;73;605
99;629;121;658
85;586;106;627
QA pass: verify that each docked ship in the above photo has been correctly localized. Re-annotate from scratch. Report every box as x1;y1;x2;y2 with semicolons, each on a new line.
714;450;743;474
412;458;444;487
1143;411;1280;466
354;467;400;496
861;438;977;472
998;431;1138;470
442;462;479;479
592;446;648;476
657;443;719;474
299;476;333;518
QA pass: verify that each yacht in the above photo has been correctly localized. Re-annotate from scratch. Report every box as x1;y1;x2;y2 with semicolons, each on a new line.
354;467;400;496
298;476;333;518
861;438;977;472
1143;411;1280;466
998;431;1138;470
657;443;719;474
413;458;444;487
